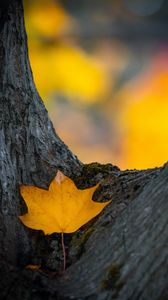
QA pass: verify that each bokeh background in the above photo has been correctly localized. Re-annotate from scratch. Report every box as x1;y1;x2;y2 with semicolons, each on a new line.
24;0;168;170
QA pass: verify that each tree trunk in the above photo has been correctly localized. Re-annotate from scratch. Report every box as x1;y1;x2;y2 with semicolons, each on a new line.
0;1;168;300
0;0;82;267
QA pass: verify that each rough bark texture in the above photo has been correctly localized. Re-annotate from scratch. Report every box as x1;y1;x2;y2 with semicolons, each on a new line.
0;1;168;300
0;0;82;268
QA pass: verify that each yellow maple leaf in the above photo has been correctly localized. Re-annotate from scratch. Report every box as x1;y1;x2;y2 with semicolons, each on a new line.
19;172;110;234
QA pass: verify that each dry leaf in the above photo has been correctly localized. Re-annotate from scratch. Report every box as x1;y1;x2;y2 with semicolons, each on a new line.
19;173;110;234
25;264;41;270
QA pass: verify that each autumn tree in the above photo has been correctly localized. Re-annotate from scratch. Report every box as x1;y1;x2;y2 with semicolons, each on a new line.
0;1;167;299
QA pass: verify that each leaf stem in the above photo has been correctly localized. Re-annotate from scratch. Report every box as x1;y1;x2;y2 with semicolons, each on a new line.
61;232;66;272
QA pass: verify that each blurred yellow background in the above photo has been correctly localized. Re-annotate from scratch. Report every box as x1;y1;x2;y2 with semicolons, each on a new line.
24;0;168;170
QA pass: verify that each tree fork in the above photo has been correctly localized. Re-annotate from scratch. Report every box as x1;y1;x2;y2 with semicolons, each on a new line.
0;1;168;300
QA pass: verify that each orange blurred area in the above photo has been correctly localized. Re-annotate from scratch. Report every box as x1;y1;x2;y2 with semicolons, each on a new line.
118;52;168;169
24;0;168;170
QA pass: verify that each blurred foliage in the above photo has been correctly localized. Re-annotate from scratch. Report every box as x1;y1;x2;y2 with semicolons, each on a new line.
25;0;71;38
24;0;109;103
28;42;109;103
118;51;168;169
24;0;168;170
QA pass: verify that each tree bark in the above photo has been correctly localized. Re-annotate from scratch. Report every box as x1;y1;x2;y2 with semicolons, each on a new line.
0;1;168;300
0;0;82;267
